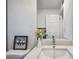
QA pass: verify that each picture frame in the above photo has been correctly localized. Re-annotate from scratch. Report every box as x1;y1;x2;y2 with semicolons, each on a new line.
13;36;28;50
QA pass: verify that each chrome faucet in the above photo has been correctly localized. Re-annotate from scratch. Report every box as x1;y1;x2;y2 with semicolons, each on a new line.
52;35;56;48
52;35;56;59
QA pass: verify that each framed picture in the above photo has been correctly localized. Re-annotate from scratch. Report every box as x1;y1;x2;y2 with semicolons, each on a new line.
13;36;28;50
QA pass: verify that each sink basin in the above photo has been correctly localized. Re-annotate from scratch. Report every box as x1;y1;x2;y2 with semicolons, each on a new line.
38;48;72;59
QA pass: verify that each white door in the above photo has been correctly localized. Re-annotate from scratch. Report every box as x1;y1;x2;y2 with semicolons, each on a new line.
46;15;59;38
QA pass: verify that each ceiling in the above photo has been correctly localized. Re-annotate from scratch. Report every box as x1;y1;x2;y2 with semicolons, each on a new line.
37;0;64;9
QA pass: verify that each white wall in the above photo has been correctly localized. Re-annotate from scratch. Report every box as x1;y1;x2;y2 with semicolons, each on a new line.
64;0;73;40
7;0;37;50
37;9;63;38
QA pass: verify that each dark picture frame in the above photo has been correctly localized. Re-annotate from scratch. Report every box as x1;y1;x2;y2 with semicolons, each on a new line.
13;36;28;50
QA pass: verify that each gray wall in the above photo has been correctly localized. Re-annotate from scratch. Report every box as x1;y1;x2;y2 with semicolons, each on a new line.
7;0;37;50
64;0;73;40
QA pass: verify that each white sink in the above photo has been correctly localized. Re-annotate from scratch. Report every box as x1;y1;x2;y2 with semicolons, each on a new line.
38;48;72;59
